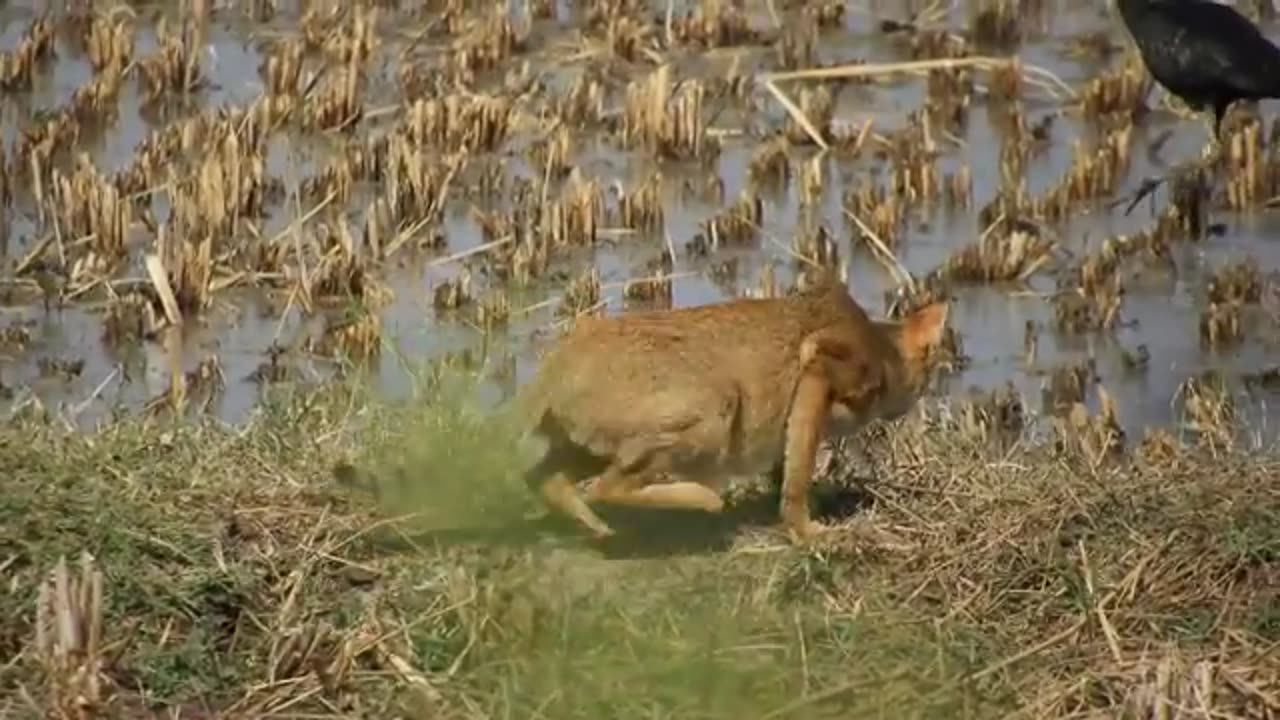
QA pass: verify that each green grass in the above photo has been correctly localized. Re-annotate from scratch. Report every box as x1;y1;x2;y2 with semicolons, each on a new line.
1;366;1276;719
335;366;541;531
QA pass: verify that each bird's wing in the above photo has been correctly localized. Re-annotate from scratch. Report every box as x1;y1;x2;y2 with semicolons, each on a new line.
1144;1;1280;98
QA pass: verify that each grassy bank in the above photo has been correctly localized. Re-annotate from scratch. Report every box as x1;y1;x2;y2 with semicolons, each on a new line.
1;370;1277;719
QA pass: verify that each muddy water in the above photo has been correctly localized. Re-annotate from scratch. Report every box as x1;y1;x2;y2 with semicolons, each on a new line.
2;1;1279;443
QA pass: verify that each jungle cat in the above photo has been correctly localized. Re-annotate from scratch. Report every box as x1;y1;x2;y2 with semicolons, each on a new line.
510;276;950;544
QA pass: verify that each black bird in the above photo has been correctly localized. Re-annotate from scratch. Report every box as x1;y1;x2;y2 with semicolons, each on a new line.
1117;0;1280;144
1113;0;1280;215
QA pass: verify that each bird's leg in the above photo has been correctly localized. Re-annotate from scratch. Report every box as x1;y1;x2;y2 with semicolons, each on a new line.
1112;107;1224;216
1208;101;1229;156
1116;175;1167;216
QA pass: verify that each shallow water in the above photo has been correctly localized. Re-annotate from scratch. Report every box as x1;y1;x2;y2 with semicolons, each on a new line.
2;0;1279;443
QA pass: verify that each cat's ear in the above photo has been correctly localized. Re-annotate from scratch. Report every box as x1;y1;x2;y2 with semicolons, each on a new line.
899;302;949;356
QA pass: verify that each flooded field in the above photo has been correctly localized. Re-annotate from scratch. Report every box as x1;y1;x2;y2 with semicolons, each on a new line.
4;3;1280;717
2;0;1279;440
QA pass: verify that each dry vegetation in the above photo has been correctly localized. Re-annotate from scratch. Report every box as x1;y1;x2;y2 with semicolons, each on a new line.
1;366;1278;719
1;0;1279;717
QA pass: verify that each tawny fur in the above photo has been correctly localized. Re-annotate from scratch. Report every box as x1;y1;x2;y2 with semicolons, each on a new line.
511;277;950;543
